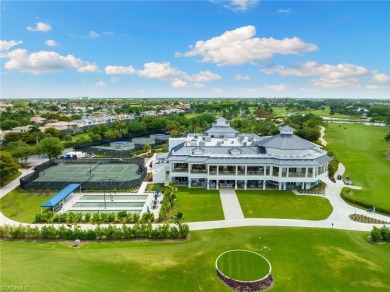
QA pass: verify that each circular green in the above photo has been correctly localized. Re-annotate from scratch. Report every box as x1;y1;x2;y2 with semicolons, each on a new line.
216;250;271;282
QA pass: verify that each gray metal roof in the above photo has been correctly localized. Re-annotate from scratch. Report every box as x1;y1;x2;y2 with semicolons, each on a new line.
258;134;316;150
204;126;239;133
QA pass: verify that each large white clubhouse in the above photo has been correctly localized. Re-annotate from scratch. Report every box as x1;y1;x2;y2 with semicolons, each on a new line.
154;117;332;190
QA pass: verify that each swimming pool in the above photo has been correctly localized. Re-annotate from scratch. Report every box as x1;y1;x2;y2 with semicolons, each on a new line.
80;195;147;201
73;202;144;208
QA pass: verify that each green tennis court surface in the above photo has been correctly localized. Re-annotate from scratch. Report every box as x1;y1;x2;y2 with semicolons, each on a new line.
34;163;142;183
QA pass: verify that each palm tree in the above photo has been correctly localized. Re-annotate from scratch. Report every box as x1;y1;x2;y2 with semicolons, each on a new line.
28;124;41;145
114;120;126;137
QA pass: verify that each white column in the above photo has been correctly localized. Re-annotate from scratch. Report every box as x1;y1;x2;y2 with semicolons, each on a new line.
286;167;289;178
244;180;247;190
216;180;219;190
263;180;266;190
278;167;282;177
305;167;308;178
278;182;282;190
235;180;237;190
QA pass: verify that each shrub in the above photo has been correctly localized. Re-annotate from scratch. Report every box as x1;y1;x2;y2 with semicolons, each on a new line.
35;213;46;223
371;226;382;242
141;212;154;224
132;213;140;223
84;212;92;223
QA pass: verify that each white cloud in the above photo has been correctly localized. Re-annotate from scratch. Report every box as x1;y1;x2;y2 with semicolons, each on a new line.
223;0;259;12
265;84;288;91
0;40;23;53
45;39;57;47
365;85;388;90
105;62;221;88
88;30;100;38
310;77;359;89
263;61;369;79
77;64;100;73
137;62;186;80
177;26;318;66
373;73;390;84
102;31;114;36
26;22;51;32
111;77;120;83
192;71;221;82
278;8;291;13
105;65;135;75
96;81;106;87
3;49;99;74
235;74;251;80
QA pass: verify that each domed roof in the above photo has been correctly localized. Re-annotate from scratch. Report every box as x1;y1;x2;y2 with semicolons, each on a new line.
259;126;317;150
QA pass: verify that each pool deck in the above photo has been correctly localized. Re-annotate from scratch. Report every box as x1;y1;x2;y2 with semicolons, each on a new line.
59;181;163;217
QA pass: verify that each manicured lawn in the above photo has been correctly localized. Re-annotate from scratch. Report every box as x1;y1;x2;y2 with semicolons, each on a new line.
176;187;224;222
1;227;389;291
0;188;53;223
326;123;390;210
217;250;270;281
236;190;333;220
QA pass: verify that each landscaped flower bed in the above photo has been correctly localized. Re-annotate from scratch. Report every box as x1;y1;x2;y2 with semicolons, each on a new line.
216;250;273;291
349;214;390;224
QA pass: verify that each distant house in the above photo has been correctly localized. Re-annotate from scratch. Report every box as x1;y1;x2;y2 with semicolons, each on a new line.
11;126;31;133
30;117;47;124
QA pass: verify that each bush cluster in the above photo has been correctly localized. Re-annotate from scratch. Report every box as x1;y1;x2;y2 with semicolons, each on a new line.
216;269;273;292
35;211;144;224
370;226;390;243
0;223;189;241
341;188;390;215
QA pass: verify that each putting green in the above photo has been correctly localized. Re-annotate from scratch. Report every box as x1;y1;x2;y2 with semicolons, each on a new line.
216;250;271;281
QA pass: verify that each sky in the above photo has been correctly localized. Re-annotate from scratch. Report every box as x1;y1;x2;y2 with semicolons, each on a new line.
1;0;389;99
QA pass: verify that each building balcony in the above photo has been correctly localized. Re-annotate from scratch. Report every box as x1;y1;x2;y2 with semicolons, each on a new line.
289;172;306;178
190;169;207;174
173;168;189;173
247;171;263;175
209;170;218;175
272;172;279;177
220;170;236;175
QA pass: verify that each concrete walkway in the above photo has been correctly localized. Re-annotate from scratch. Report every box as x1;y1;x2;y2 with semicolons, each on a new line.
0;168;34;199
219;189;244;220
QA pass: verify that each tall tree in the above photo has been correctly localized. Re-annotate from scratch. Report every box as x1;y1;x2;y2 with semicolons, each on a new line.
0;151;20;184
5;141;33;165
37;137;64;160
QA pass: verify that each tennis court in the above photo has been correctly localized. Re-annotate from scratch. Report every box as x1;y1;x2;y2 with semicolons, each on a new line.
30;162;145;190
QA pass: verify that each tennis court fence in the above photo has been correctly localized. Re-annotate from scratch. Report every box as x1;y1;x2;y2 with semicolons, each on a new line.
20;158;146;190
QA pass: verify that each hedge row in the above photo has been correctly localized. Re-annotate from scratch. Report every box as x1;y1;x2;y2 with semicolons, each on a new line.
0;223;190;241
341;188;390;216
35;211;155;224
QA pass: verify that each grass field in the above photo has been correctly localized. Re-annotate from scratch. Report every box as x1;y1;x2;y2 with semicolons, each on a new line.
1;227;389;291
236;190;333;220
217;250;270;281
0;188;53;223
176;188;224;222
325;123;390;210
